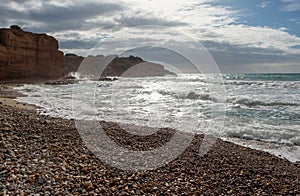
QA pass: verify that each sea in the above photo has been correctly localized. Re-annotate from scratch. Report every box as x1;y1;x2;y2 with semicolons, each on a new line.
14;73;300;162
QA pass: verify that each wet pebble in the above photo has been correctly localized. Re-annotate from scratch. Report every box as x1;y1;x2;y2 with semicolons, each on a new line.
0;98;299;195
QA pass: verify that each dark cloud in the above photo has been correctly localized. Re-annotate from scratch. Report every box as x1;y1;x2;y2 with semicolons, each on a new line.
60;39;97;49
6;0;27;3
0;1;124;32
202;41;300;73
0;6;21;23
0;1;186;33
28;3;122;22
115;15;187;27
27;20;118;33
203;41;285;55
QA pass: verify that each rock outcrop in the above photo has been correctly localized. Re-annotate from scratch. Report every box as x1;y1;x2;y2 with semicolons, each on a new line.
0;28;64;80
63;54;175;79
103;56;175;77
62;53;84;76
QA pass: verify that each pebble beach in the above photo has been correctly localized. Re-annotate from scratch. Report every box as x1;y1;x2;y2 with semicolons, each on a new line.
1;84;300;195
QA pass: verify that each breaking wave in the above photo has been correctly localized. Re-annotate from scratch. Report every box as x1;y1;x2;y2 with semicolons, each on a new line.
228;97;299;107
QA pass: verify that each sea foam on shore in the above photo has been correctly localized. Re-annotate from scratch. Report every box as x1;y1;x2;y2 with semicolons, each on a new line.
13;73;300;162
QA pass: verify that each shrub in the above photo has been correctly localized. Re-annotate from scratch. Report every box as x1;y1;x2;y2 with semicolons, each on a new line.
10;25;23;31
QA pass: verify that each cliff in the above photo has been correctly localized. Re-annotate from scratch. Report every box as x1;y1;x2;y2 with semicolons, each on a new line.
63;54;175;78
0;28;64;80
62;53;84;76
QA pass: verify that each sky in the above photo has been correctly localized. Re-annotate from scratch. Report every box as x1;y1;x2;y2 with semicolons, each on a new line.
1;0;300;73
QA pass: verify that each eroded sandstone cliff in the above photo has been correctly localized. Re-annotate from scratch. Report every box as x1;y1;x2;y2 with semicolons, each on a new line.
0;28;64;80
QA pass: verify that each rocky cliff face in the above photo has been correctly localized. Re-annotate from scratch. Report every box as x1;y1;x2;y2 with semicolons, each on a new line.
0;28;64;80
62;53;84;76
63;54;175;78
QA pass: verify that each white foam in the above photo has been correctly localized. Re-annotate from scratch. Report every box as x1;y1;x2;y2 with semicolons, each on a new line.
12;74;300;162
223;137;300;162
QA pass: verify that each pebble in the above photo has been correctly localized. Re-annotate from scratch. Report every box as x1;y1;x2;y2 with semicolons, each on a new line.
0;90;299;195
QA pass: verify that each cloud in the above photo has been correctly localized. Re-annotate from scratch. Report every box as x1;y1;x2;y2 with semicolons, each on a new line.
191;24;300;55
0;1;124;32
281;0;300;12
1;0;187;33
114;15;187;27
257;1;270;8
1;0;300;73
29;3;122;22
202;41;300;73
60;40;97;49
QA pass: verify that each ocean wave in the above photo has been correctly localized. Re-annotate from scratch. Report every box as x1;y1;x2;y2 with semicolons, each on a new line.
227;131;299;146
185;92;219;102
158;90;219;102
224;73;300;82
266;81;300;89
224;80;300;89
290;136;300;146
227;97;299;107
224;81;263;86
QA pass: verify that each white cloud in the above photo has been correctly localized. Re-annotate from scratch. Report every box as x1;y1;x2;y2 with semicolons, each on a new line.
281;0;300;11
103;0;300;55
3;0;300;71
197;24;300;54
257;1;270;8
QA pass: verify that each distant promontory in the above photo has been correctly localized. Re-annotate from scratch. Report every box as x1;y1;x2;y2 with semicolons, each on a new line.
64;54;175;78
0;28;174;81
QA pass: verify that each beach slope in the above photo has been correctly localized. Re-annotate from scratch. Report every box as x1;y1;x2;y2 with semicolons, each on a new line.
0;85;299;195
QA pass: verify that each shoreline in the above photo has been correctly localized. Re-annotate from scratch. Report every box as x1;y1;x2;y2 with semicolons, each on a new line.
0;83;41;110
1;82;300;194
7;81;300;163
223;136;300;163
